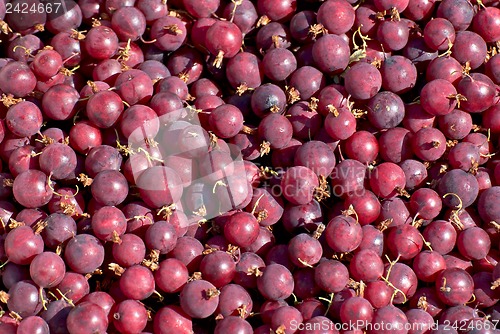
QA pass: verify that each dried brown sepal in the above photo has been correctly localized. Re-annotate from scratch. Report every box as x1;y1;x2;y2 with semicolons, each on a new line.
390;7;401;21
312;224;325;239
33;220;48;234
378;218;393;232
202;246;217;255
489;221;500;233
0;94;24;108
157;203;177;220
77;173;93;187
60;65;81;76
111;231;122;244
256;210;268;223
259;166;278;179
236;83;251;96
308;24;328;38
260;141;271;156
205;288;220;299
189;272;202;281
371;58;383;68
0;291;9;304
227;244;241;262
314;175;330;202
247;266;263;277
439;164;448;174
348;278;366;297
341;204;359;223
412;218;424;229
70;29;86;40
0;20;12;34
396;187;410;198
209;132;219;149
85;268;103;280
117;39;132;63
8;219;24;229
491;278;500;290
2;178;13;187
286;86;301;104
86;80;99;93
56;244;63;255
447;93;467;109
192;204;207;218
213;50;225;69
236;304;249;318
417;296;428;311
332;252;352;261
275;325;286;334
256;15;271;27
109;263;125;276
9;311;22;322
178;71;190;83
164;24;183;35
327;104;340;117
468;158;479;175
308;97;319;111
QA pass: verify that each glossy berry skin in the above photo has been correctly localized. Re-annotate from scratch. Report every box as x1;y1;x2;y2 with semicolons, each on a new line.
66;302;109;334
280;166;319;205
317;0;355;35
5;101;43;137
84;26;119;60
205;21;243;62
119;265;155;300
180;279;220;319
13;170;53;209
435;268;474;306
5;226;44;265
7;280;45;318
64;234;105;274
257;264;294;301
29;251;66;288
112;299;148;334
325;215;363;254
224;212;260;248
344;62;382;100
457;226;491;260
367;91;405;130
369;162;406;198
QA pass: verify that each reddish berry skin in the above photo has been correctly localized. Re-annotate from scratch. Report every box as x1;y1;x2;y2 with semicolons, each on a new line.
224;212;260;248
369;162;406;198
112;299;148;334
180;280;220;319
317;0;355;35
205;21;243;60
257;0;297;22
435;268;474;306
84;26;119;60
66;302;109;334
119;265;155;300
257;264;294;301
5;226;44;265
